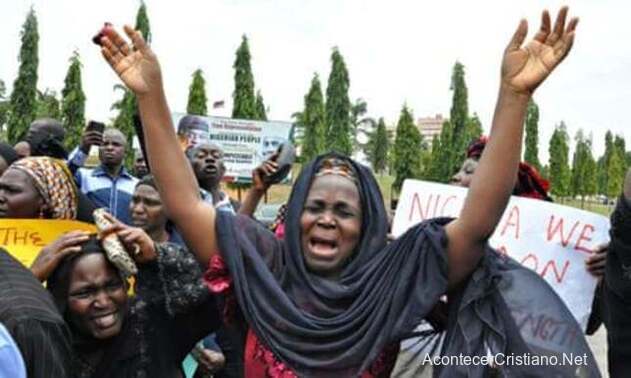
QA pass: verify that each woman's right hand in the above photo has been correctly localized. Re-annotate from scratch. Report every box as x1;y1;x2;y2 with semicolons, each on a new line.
30;231;90;282
99;25;162;97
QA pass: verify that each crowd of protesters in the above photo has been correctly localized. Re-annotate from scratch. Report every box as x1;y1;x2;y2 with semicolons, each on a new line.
0;6;630;378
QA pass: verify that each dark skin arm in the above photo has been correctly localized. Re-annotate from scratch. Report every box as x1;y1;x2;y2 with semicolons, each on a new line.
444;8;578;287
100;26;217;265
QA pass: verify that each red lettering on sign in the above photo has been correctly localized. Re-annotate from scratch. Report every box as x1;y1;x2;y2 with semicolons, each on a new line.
500;205;520;239
540;259;571;283
546;215;580;247
408;193;433;222
574;224;595;254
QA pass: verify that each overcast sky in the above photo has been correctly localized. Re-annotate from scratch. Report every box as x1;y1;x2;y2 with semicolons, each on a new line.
1;0;629;161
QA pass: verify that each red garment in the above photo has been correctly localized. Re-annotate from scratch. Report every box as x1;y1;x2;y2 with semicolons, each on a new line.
204;255;399;378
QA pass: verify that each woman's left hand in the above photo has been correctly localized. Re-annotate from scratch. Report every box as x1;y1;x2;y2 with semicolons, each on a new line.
99;213;157;264
501;7;578;95
586;242;608;279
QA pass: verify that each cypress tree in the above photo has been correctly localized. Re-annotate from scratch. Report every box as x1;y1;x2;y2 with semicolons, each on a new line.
61;51;86;150
392;105;423;191
135;1;151;43
614;134;627;172
186;69;208;116
524;98;541;169
325;48;352;155
0;80;8;132
232;35;257;119
570;131;596;208
112;2;152;166
35;89;60;120
607;146;625;198
7;8;39;144
466;113;483;143
448;62;469;173
255;90;267;121
434;120;454;182
426;135;442;181
300;74;326;163
548;122;571;199
367;117;389;174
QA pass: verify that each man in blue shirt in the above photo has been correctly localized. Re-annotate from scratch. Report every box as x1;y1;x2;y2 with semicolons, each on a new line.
68;127;138;224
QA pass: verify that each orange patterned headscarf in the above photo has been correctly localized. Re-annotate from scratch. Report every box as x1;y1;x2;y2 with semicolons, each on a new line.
10;157;79;219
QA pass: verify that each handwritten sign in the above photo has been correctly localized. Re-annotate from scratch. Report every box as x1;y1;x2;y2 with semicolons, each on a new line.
392;179;609;330
0;219;97;268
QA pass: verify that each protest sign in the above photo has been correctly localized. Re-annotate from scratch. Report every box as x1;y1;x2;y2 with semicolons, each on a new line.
0;219;96;267
171;113;294;182
392;179;609;330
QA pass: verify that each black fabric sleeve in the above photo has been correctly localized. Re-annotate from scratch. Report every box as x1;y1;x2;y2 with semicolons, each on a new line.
136;242;212;316
12;319;73;378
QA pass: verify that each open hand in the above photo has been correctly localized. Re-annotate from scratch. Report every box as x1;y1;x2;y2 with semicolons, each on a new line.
502;7;578;95
99;25;162;96
31;231;90;282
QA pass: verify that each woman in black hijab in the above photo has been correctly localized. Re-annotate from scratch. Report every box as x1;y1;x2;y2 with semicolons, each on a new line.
98;7;599;377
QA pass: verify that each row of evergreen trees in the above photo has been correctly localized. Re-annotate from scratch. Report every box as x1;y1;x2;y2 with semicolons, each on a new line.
0;5;628;201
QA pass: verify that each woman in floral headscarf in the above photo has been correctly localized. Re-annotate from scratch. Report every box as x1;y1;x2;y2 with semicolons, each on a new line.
0;157;80;219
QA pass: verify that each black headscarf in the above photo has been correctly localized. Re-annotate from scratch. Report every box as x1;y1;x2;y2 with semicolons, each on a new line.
215;152;450;376
47;237;139;378
0;142;19;166
26;128;68;159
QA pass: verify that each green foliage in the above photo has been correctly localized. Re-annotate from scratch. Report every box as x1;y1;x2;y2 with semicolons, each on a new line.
607;147;625;198
135;1;151;43
255;90;267;121
232;35;257;119
524;98;541;170
111;85;136;166
448;61;469;173
367;118;389;174
392;105;423;191
548;122;571;198
466;113;483;143
110;2;152;167
61;51;85;149
300;74;326;163
570;130;597;207
35;89;60;119
424;135;442;181
186;69;208;116
325;48;352;155
614;134;627;173
432;120;454;182
7;8;39;144
0;80;8;132
540;164;550;180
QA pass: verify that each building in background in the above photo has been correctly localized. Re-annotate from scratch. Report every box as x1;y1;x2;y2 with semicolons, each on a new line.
416;114;445;149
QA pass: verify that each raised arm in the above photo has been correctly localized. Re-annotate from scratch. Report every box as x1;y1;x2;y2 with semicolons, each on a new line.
99;25;217;265
445;8;578;287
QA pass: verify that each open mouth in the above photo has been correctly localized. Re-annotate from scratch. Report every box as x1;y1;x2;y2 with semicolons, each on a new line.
308;237;338;258
91;312;118;329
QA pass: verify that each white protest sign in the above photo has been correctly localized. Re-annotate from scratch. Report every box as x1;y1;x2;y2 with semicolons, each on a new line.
392;179;610;330
172;113;294;182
